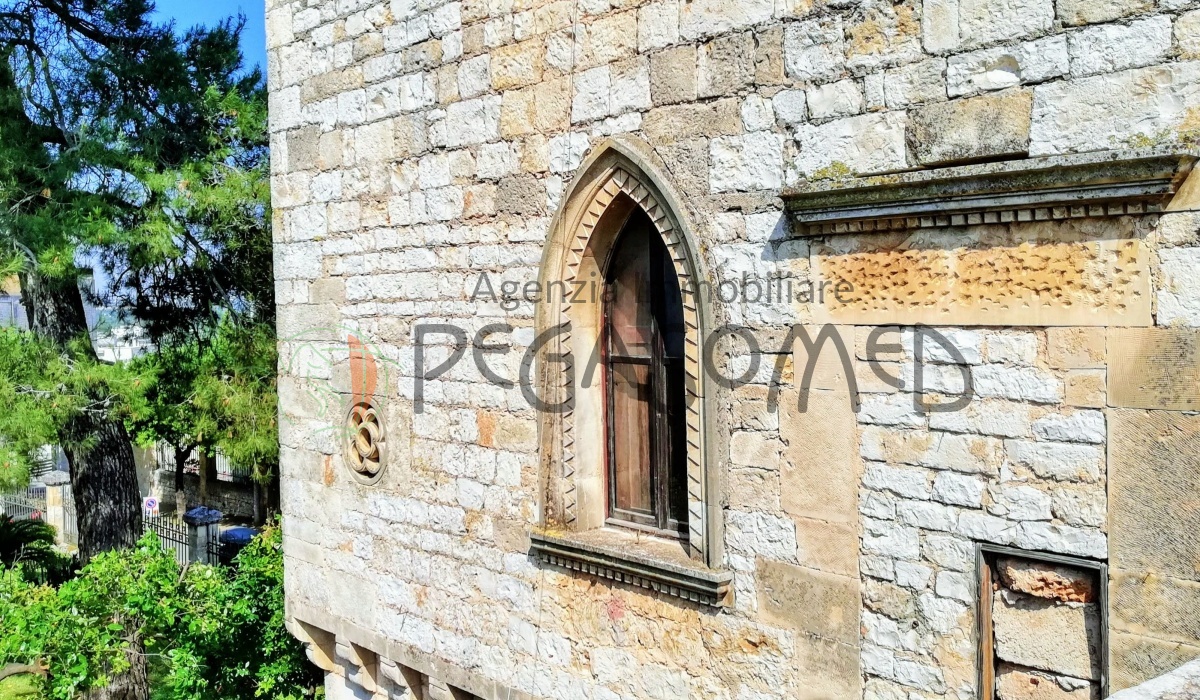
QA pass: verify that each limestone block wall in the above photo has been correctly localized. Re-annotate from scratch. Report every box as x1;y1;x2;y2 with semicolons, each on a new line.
266;0;1200;697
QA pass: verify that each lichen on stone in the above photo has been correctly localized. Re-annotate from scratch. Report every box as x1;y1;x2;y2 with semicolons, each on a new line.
809;161;854;182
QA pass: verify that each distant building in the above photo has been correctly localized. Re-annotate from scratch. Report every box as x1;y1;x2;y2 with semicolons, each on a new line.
0;275;153;361
0;276;28;329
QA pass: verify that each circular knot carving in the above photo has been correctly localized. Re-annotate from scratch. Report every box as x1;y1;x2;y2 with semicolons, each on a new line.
345;402;386;482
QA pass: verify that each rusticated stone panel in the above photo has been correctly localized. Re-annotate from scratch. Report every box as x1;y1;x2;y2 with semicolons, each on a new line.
1108;329;1200;410
1110;632;1200;693
1108;409;1200;580
756;557;862;648
1109;409;1200;689
813;220;1152;327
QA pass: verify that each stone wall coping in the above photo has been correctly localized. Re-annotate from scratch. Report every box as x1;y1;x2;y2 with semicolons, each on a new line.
782;148;1200;236
528;528;733;608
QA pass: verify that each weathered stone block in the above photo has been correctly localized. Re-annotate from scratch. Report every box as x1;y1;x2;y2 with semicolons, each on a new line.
1179;11;1200;60
1157;211;1200;247
697;32;756;99
1112;571;1200;648
1065;370;1106;409
772;89;807;124
1066;17;1172;78
794;516;859;577
884;58;947;109
946;36;1069;97
929;398;1035;438
709;132;783;192
754;26;786;86
430;95;501;148
975;365;1062;404
958;0;1053;49
993;589;1102;680
649;45;697;105
496;173;544;216
1110;631;1200;692
643;100;740;145
1157;248;1200;326
808;80;864;121
990;484;1053;521
996;664;1096;700
793;635;862;700
678;0;773;42
923;0;960;53
487;37;544;90
1047;328;1105;370
863;72;886;111
793;111;908;177
637;0;679;52
1031;410;1105;444
1108;329;1200;410
756;558;861;645
574;11;637;70
1005;440;1102;482
303;68;366;104
997;558;1096;603
571;65;611;123
1030;62;1200;156
1056;0;1152;25
740;95;775;132
781;387;860;525
609;57;651;115
652;138;709;197
726;467;782;512
784;16;846;84
501;77;571;138
932;471;985;507
1109;409;1200;579
906;89;1032;166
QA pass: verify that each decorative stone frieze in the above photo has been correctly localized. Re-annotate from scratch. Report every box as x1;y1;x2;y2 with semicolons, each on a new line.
783;148;1199;236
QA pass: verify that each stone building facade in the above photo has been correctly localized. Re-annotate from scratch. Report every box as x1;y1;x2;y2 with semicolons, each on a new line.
267;0;1200;697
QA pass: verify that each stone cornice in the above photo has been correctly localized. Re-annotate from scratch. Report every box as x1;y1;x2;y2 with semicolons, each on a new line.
529;529;733;607
782;148;1200;237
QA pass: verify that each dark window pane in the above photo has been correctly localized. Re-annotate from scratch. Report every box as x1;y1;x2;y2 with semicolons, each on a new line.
607;216;653;358
665;358;688;526
611;361;653;515
657;251;686;361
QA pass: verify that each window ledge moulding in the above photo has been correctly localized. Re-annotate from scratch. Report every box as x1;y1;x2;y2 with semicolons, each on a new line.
782;148;1200;237
529;528;733;608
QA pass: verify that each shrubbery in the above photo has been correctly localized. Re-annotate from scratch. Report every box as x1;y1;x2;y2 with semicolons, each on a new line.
0;525;320;699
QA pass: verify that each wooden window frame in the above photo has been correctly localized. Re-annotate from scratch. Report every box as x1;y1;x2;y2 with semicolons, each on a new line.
602;213;688;539
975;543;1109;700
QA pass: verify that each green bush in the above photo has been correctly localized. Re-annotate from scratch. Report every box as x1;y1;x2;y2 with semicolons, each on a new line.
0;524;320;699
0;516;78;587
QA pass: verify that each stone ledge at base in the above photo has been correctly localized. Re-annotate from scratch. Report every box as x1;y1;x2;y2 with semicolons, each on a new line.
782;148;1199;236
285;602;537;700
1109;659;1200;700
529;528;734;608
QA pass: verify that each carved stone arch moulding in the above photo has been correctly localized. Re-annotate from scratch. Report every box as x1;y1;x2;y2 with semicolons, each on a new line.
537;140;714;564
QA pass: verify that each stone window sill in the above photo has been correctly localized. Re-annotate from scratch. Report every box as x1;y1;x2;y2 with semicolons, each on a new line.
529;527;733;607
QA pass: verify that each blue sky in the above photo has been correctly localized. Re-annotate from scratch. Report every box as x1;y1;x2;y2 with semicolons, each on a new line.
152;0;267;73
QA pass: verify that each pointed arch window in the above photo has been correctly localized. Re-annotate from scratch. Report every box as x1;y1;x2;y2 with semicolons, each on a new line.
604;208;688;536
